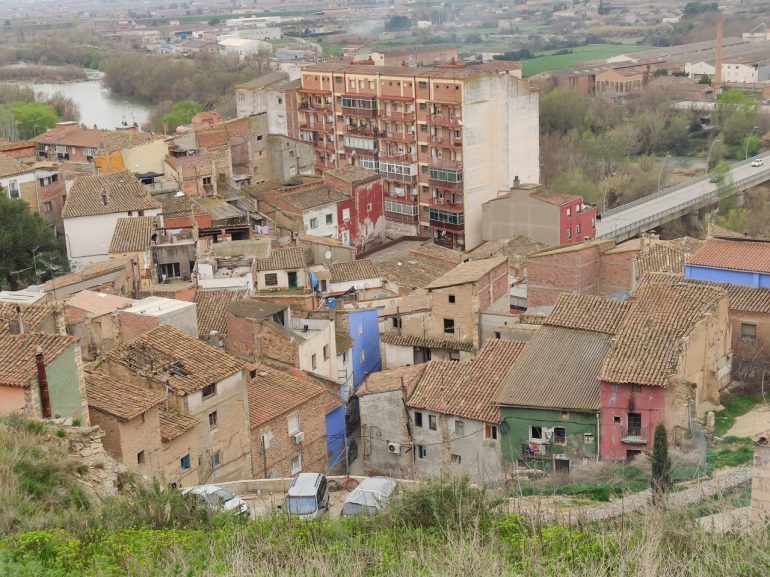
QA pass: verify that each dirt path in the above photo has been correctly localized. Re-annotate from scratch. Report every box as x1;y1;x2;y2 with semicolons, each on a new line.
727;404;770;438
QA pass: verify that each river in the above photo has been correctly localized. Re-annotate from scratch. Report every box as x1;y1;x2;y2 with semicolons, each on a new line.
19;70;153;130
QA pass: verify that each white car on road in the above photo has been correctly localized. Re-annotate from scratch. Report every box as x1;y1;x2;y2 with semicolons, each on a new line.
751;158;765;167
183;485;250;516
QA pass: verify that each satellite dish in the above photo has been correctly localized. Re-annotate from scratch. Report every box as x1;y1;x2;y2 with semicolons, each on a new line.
324;250;332;260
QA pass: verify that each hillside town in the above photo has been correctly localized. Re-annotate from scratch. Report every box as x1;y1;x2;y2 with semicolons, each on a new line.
1;0;770;573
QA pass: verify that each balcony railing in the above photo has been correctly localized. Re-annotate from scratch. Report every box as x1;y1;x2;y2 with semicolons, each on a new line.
379;152;416;162
341;106;377;118
521;441;552;460
620;428;648;445
430;134;444;144
429;199;464;210
428;113;462;127
299;101;332;113
383;111;415;122
299;122;333;134
429;158;463;170
342;124;377;137
313;140;337;152
381;131;416;144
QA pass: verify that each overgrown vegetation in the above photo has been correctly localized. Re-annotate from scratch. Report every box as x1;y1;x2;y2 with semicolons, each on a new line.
1;416;768;576
0;84;80;141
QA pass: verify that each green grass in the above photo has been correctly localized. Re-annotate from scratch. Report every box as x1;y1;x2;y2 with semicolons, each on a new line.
522;44;653;77
708;436;755;471
714;394;765;437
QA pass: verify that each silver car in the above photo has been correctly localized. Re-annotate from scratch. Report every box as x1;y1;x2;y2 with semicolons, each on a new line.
340;476;398;517
182;485;250;516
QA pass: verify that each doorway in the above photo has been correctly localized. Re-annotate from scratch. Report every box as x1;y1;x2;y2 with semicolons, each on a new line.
288;271;298;288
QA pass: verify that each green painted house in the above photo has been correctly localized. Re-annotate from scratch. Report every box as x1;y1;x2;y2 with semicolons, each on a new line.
492;325;610;472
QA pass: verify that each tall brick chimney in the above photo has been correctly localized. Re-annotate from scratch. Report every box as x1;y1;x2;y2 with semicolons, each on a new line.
35;346;52;419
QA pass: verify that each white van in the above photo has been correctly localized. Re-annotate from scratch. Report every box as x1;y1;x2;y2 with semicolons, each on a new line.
340;476;397;517
283;473;330;519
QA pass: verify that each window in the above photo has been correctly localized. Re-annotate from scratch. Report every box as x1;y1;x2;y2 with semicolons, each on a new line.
288;412;300;434
264;273;278;286
159;262;181;280
392;317;401;328
43;201;52;212
576;224;581;235
419;102;427;111
443;318;455;334
202;383;217;399
632;384;642;393
613;416;621;424
181;454;191;470
323;344;329;360
360;349;365;363
291;454;302;474
584;432;595;444
454;420;464;436
137;451;145;464
566;207;572;217
627;413;642;435
256;135;263;141
554;427;566;445
494;331;501;339
211;450;222;469
261;432;271;450
278;97;283;104
741;323;757;341
367;202;372;212
312;354;317;370
560;410;570;421
342;207;350;222
566;228;572;239
448;295;455;303
202;176;212;186
208;411;218;429
414;411;423;427
342;351;347;363
325;213;333;225
419;81;428;89
428;414;437;430
417;445;427;459
7;180;19;199
449;351;460;361
530;426;542;441
592;217;596;229
310;217;318;229
485;424;498;440
85;148;95;161
450;454;462;464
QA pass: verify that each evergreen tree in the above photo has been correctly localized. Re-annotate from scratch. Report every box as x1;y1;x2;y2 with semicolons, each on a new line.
650;424;673;505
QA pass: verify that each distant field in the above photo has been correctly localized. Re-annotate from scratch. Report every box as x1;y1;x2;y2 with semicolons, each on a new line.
522;44;652;76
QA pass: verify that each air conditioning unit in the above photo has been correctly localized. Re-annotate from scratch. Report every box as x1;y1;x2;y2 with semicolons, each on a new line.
387;442;401;454
292;432;305;445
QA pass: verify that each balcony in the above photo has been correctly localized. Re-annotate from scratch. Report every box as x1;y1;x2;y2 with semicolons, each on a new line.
299;122;334;134
313;140;337;153
521;441;552;460
342;124;377;137
428;113;462;127
379;161;418;184
429;207;464;232
380;131;416;144
620;428;648;445
429;157;463;170
429;199;464;210
299;101;332;113
298;87;331;96
430;134;444;145
342;106;377;118
379;151;416;163
382;111;415;122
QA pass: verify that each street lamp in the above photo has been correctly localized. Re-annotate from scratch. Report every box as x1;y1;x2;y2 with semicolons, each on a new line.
657;151;671;193
705;138;720;174
745;126;760;160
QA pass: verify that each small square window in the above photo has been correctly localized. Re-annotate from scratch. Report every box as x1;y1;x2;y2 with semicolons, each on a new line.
566;208;572;217
360;350;365;363
448;295;455;303
454;420;464;435
180;454;191;470
494;331;501;339
208;411;218;429
414;411;423;427
417;444;427;459
613;416;621;424
741;323;757;341
450;454;462;464
584;432;595;444
325;213;333;224
566;228;572;239
428;414;437;430
560;410;569;421
419;81;427;89
202;383;216;399
137;451;145;465
485;424;498;440
310;217;318;229
256;135;263;141
323;344;329;360
211;450;222;469
264;273;278;286
43;201;52;212
392;317;401;328
312;353;317;369
202;176;212;186
554;427;566;445
291;454;302;474
443;318;455;334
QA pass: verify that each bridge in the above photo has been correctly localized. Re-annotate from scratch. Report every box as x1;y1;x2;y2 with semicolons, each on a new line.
595;151;770;241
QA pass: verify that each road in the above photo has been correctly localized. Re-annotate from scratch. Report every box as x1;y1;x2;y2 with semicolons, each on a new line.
596;151;770;240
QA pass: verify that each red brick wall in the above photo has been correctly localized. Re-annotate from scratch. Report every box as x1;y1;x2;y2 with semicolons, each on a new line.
430;80;463;104
118;311;160;343
598;251;635;296
224;314;299;366
527;246;602;309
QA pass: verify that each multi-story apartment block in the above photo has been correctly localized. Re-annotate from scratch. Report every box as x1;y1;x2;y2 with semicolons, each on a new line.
294;64;540;250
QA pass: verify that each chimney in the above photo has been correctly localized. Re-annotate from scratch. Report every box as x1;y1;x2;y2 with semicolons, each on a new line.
35;346;52;419
101;190;109;206
208;330;221;348
513;176;520;190
715;16;723;90
10;306;24;335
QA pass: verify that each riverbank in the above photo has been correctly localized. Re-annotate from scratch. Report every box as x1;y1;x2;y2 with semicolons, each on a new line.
0;64;87;83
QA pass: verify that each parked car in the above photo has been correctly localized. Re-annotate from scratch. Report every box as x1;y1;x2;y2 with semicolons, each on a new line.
283;472;330;519
340;476;398;517
182;485;250;516
751;158;765;167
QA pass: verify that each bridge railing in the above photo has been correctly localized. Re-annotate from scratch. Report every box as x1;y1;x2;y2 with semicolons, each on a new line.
599;153;770;219
596;167;770;240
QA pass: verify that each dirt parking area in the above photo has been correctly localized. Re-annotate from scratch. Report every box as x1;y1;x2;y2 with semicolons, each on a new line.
239;485;358;519
727;405;770;438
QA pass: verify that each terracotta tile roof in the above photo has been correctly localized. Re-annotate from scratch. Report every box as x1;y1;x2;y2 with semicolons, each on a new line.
0;152;32;177
209;239;271;259
0;326;77;387
329;259;379;283
161;195;199;218
35;123;107;148
85;371;165;421
634;238;704;277
357;364;427;398
225;299;287;321
109;216;156;253
247;362;343;428
494;327;609;411
62;171;161;218
545;294;630;335
688;238;770;274
0;302;53;332
286;186;349;211
159;407;199;442
43;257;131;292
640;272;770;314
194;289;248;338
602;281;727;387
65;290;135;317
377;257;455;293
105;324;246;395
380;331;476;352
324;165;378;184
254;247;306;271
425;257;507;290
530;189;580;206
466;236;546;264
409;242;463;265
96;131;163;155
409;339;526;423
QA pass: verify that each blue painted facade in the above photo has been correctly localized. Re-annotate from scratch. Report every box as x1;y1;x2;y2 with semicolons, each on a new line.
684;265;770;288
325;406;347;471
349;309;382;389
